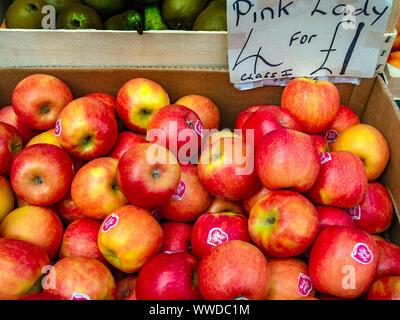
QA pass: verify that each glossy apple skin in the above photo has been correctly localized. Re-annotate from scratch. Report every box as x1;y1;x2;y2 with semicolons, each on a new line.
85;93;116;114
116;275;137;300
309;226;378;299
198;240;270;300
0;206;63;260
57;97;118;160
315;206;355;230
310;134;330;155
267;258;315;300
242;106;302;149
332;124;389;181
156;163;212;222
198;136;260;201
0;175;14;223
71;157;128;220
255;129;320;193
43;256;116;300
234;105;271;130
281;78;340;133
116;78;170;133
18;293;60;300
116;143;181;208
0;238;50;300
348;182;393;234
191;212;250;261
367;276;400;300
249;190;319;258
26;129;61;148
136;252;202;300
208;198;245;215
11;144;74;206
108;131;146;159
59;218;106;264
0;122;23;176
98;205;164;273
12;74;73;130
242;186;271;216
161;222;193;253
176;94;220;130
306;151;368;209
57;192;86;225
373;236;400;279
0;106;37;144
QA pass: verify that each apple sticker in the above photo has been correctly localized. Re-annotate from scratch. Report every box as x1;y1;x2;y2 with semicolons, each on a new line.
102;213;119;232
320;152;332;164
55;119;62;136
325;130;339;143
347;204;361;220
351;243;373;265
172;181;186;200
194;120;203;137
298;273;313;297
70;293;91;300
207;228;229;246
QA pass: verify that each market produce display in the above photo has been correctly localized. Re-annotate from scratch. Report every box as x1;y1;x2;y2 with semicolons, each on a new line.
0;73;398;301
3;0;227;31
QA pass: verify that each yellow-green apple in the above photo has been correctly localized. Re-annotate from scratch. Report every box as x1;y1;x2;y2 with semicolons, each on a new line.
316;206;355;230
56;192;86;225
208;198;245;215
57;97;118;160
255;129;320;192
26;129;61;148
0;106;37;144
198;136;260;200
387;51;400;69
175;94;220;130
372;235;400;279
116;78;170;133
367;276;400;300
346;182;393;234
147;104;203;160
12;74;73;130
198;240;270;300
321;105;360;145
59;218;106;264
161;222;193;253
306;151;368;209
309;226;378;299
116;143;181;208
310;134;330;155
156;162;212;222
71;157;128;220
108;131;146;159
332;124;389;181
19;292;60;300
242;106;302;149
0;122;23;176
98;205;164;273
115;275;137;300
249;190;319;257
85;93;116;114
281;78;340;133
136;252;201;300
43;256;115;300
234;105;271;130
0;206;63;260
0;175;14;223
191;212;250;261
242;186;271;216
267;258;315;300
10;144;73;206
0;238;50;300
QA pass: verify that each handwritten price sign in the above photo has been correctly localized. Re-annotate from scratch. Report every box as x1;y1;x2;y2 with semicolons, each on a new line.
227;0;393;86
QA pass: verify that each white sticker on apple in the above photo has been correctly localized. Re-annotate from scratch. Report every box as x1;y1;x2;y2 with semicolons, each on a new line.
172;181;186;200
70;293;91;300
55;119;62;136
102;213;119;232
194;120;203;137
207;228;229;246
325;130;339;143
351;243;373;265
347;204;361;220
320;152;332;164
298;273;313;297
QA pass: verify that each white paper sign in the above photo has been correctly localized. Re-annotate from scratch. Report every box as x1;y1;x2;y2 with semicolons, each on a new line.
227;0;393;86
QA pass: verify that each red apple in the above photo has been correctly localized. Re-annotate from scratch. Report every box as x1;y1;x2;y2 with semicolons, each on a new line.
10;144;73;206
309;226;378;299
18;292;60;300
310;134;330;155
0;206;63;260
85;93;116;114
255;129;320;192
373;236;400;279
108;131;146;159
98;205;164;273
198;240;270;300
116;143;181;208
71;157;128;220
0;238;50;300
242;186;271;216
43;256;115;300
116;78;170;133
0;106;37;144
208;197;246;215
115;275;137;300
234;105;271;130
316;206;356;230
161;222;193;253
56;192;86;225
0;122;23;176
249;190;319;258
156;162;212;222
306;151;368;209
0;175;14;223
387;51;400;69
191;212;250;261
12;74;73;130
136;252;201;300
367;276;400;300
57;97;118;160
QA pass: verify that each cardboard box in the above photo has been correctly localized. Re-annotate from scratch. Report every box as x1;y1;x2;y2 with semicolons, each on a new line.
0;67;399;244
383;63;400;99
